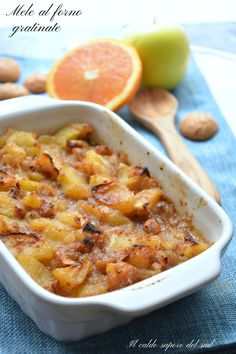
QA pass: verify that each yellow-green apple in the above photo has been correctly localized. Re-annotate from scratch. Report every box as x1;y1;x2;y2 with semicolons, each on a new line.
124;22;190;89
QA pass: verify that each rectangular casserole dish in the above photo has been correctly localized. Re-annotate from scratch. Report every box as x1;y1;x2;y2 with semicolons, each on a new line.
0;96;233;341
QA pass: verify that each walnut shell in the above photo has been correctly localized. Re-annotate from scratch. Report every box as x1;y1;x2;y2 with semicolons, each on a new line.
0;83;29;100
24;72;47;93
179;112;218;141
0;57;20;82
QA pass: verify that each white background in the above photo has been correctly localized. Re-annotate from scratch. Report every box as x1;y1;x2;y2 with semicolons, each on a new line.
0;0;236;27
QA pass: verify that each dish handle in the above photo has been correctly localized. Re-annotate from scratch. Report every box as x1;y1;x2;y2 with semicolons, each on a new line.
98;247;222;316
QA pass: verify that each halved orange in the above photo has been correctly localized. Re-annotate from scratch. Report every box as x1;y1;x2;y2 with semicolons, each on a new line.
46;39;142;111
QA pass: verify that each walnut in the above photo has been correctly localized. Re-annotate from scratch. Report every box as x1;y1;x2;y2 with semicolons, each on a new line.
0;57;20;82
179;112;218;141
0;83;29;100
143;218;161;234
24;72;47;93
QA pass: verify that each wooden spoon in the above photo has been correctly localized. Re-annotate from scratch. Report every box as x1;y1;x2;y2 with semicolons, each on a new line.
129;88;220;203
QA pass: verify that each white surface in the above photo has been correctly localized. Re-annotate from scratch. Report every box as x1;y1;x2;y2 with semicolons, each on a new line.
193;47;236;137
0;96;232;341
1;0;236;26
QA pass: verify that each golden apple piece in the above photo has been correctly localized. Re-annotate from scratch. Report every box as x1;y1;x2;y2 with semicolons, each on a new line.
126;244;156;269
54;124;92;147
52;260;92;292
19;179;40;192
30;218;75;243
7;130;37;147
0;193;19;217
58;166;90;200
75;272;108;297
92;181;134;214
0;170;16;191
133;187;163;216
0;128;15;148
36;152;59;179
106;262;140;291
83;150;111;177
23;192;41;209
18;254;54;290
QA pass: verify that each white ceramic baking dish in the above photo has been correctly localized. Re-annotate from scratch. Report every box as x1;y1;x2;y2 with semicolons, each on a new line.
0;96;233;341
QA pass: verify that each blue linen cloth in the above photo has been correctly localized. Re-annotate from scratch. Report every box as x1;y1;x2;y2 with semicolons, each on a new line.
0;55;236;354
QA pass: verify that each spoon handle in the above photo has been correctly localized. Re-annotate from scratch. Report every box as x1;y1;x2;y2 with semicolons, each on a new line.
151;119;220;203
